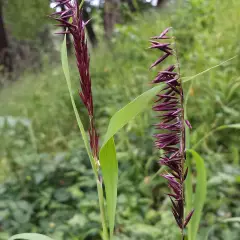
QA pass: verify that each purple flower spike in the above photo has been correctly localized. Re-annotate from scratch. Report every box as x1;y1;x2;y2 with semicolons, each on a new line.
151;27;172;39
185;120;192;129
51;0;99;158
149;28;194;235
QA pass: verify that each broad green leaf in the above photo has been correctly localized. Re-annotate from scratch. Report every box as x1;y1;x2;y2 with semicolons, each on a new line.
99;84;163;238
101;84;163;147
9;233;54;240
61;36;94;165
186;149;207;240
99;137;117;240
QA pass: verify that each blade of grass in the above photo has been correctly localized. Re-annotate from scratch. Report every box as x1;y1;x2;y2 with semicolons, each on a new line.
186;149;207;240
99;137;117;240
99;83;163;238
185;151;194;240
216;123;240;130
101;84;163;147
185;102;193;240
182;56;237;83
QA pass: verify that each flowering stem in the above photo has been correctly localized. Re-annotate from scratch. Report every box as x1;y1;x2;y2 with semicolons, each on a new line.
174;37;186;234
51;1;109;239
149;27;194;235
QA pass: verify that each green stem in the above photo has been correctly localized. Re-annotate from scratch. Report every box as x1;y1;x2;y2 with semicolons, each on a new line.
96;175;109;240
185;153;193;240
66;70;109;240
92;160;109;240
184;64;193;240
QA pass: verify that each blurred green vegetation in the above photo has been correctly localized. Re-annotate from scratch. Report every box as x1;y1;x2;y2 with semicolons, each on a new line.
0;0;240;239
3;0;50;40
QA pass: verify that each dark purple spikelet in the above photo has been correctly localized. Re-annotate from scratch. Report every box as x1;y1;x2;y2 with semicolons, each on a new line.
51;0;99;158
149;28;194;234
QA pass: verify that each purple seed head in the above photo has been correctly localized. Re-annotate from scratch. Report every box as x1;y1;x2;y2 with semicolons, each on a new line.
51;0;99;157
149;28;194;232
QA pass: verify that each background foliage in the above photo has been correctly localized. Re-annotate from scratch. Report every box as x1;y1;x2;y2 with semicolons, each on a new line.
0;0;240;239
3;0;50;40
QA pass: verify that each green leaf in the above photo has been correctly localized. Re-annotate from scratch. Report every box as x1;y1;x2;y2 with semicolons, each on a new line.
185;152;194;239
101;84;163;147
61;36;94;165
186;149;207;240
99;137;117;240
182;56;237;83
9;233;54;240
99;84;163;238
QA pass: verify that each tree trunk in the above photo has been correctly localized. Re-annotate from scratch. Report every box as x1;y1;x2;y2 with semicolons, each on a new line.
104;0;121;39
0;0;12;72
